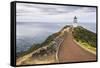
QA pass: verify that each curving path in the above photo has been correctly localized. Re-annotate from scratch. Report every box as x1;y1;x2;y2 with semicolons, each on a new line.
58;28;96;63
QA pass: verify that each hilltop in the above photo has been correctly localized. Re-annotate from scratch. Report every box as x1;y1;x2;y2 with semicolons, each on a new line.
16;25;96;65
16;25;68;65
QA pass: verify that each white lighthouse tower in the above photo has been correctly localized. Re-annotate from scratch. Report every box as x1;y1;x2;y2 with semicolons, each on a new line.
73;16;78;27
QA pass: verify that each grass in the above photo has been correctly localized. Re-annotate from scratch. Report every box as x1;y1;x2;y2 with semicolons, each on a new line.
78;40;96;52
17;31;61;59
72;26;96;53
73;26;96;48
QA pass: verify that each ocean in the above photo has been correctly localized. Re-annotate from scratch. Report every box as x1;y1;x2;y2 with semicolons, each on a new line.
16;22;96;53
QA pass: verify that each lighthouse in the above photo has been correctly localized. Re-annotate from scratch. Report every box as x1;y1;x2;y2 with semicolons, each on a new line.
73;16;78;27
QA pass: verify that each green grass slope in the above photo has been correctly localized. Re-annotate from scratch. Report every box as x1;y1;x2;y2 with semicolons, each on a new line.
72;26;96;51
17;31;61;58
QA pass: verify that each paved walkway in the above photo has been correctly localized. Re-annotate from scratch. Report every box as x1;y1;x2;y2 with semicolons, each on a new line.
58;28;96;63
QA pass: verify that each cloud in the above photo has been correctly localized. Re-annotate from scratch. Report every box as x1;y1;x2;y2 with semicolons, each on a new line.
16;3;96;40
16;3;96;23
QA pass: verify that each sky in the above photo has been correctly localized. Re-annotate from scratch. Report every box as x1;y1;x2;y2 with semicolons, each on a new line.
16;3;96;23
16;3;96;39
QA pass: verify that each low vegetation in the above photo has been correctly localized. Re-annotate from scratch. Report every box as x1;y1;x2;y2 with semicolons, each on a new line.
17;31;61;59
72;26;96;50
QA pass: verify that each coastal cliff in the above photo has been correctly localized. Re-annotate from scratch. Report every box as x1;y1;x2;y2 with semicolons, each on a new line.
16;25;96;65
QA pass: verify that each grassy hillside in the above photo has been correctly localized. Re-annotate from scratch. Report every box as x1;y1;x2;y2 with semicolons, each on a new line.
72;26;96;49
17;25;97;58
17;25;72;58
17;31;61;58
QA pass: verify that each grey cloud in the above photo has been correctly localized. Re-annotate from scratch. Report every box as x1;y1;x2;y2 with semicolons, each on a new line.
17;3;82;15
84;8;96;12
16;3;96;23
